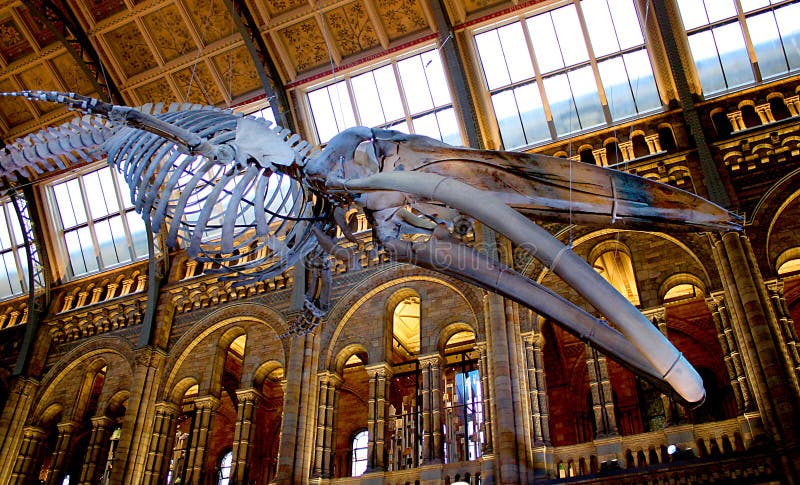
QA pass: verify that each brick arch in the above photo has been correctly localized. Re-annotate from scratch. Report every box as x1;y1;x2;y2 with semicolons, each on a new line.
747;167;800;268
332;343;370;375
162;302;287;399
320;265;484;372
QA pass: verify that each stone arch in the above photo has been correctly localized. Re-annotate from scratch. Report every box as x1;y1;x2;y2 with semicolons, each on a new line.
252;360;284;389
169;377;199;405
332;343;370;375
659;273;707;303
437;321;477;355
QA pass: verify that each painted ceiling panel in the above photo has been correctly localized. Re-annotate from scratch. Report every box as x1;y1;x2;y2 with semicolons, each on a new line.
375;0;428;40
0;78;34;127
277;17;329;72
325;1;379;58
211;44;262;99
50;52;95;94
173;61;224;104
104;21;159;77
261;0;307;18
0;16;34;63
17;7;57;49
464;0;506;14
134;76;176;105
17;65;62;112
143;4;196;63
83;0;127;23
183;0;235;44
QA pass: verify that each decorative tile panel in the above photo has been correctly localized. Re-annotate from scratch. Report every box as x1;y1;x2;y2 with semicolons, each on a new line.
104;21;158;77
325;1;379;58
0;79;34;126
375;0;428;40
184;0;235;44
134;76;177;105
261;0;307;18
143;4;195;62
18;7;56;49
211;44;261;98
18;65;62;112
0;16;33;63
51;52;95;95
277;17;329;72
173;61;224;104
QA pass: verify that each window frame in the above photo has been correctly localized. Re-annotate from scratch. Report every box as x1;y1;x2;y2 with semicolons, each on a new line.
0;197;33;300
350;429;369;477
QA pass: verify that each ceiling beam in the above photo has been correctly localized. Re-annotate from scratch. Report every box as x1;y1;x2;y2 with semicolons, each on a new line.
223;0;295;131
24;0;123;103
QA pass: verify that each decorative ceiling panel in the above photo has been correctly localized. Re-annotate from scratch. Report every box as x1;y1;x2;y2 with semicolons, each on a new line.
0;79;34;127
143;4;196;62
51;52;95;94
0;16;34;63
83;0;127;23
463;0;507;15
17;65;62;112
211;44;261;99
134;76;177;105
104;21;159;77
261;0;307;18
375;0;428;40
173;61;224;105
325;1;379;58
277;17;329;72
183;0;235;45
17;7;57;49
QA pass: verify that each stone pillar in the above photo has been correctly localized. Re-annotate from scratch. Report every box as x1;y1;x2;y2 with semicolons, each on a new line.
755;104;775;124
586;345;618;437
184;395;219;484
475;343;493;454
312;372;341;478
707;295;754;413
365;363;392;472
45;421;76;485
419;353;444;464
0;379;40;484
644;134;662;154
710;232;800;449
727;111;746;131
10;426;47;484
766;281;800;391
523;328;552;479
785;95;800;116
79;416;114;485
142;402;179;484
231;388;262;484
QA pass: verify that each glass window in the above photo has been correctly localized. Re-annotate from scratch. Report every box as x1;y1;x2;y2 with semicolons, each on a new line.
351;430;368;477
217;450;233;485
306;49;464;146
50;165;150;279
677;0;800;95
474;0;661;149
0;198;36;301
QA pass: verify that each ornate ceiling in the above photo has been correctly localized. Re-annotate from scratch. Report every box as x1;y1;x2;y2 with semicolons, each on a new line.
0;0;514;145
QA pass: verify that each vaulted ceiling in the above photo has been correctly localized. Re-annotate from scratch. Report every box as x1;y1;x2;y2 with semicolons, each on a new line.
0;0;516;144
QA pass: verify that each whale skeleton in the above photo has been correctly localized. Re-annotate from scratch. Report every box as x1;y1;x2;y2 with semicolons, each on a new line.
0;91;743;404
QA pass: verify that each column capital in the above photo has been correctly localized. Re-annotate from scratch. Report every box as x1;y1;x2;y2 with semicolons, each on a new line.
56;420;78;433
522;331;544;347
154;401;180;416
642;307;666;322
22;425;46;440
193;395;221;410
317;371;343;388
235;387;263;403
90;415;115;428
364;362;394;379
417;352;444;368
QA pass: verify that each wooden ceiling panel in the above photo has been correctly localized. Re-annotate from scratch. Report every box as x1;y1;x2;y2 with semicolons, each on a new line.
134;76;177;105
50;52;95;94
277;17;329;73
183;0;235;45
0;16;34;63
463;0;507;15
17;7;57;50
0;78;34;128
211;44;261;99
104;21;159;77
375;0;429;40
143;4;196;62
325;1;379;58
261;0;307;18
80;0;127;23
173;61;224;105
17;64;62;112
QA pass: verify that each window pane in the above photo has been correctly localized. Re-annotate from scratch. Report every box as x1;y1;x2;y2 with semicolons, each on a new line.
373;65;405;121
569;66;605;128
688;31;727;93
598;56;636;119
116;169;134;209
54;179;87;228
714;22;754;88
498;23;535;83
582;0;619;56
625;49;661;112
704;0;737;23
86;167;121;218
65;227;97;276
741;0;770;11
528;14;564;73
351;71;386;127
516;83;550;145
308;82;355;143
0;209;10;250
436;108;462;146
411;112;441;140
398;55;434;113
676;0;709;29
2;251;21;295
775;3;800;71
492;90;526;149
420;50;452;108
475;29;512;90
552;5;589;65
609;0;643;49
96;216;129;267
0;252;13;297
544;73;581;135
749;11;788;78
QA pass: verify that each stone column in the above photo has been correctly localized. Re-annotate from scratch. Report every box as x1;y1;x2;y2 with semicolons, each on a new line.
0;379;41;484
586;345;618;437
142;402;179;484
231;388;262;484
10;426;47;484
644;134;662;154
523;328;552;479
184;395;219;484
419;353;444;464
312;372;341;478
79;416;114;485
475;342;493;454
365;362;392;471
707;295;754;413
767;281;800;390
45;421;76;485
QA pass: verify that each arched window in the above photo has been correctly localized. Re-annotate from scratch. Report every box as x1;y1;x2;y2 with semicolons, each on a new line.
217;450;233;485
591;244;640;306
393;295;421;356
351;430;369;477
